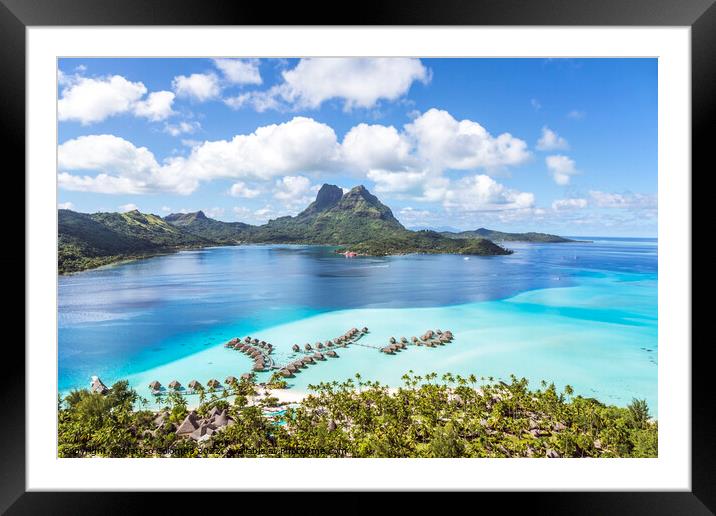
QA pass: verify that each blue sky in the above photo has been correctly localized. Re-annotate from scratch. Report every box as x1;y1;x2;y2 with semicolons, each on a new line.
57;57;657;236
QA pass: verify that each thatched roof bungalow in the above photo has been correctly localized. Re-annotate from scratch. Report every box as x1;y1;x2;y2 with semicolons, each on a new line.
304;343;312;351
280;369;293;378
241;373;253;381
380;347;394;354
313;352;325;360
90;376;109;395
389;337;396;344
292;344;300;352
225;376;238;385
188;380;202;390
148;380;161;391
362;327;368;333
168;380;182;390
207;379;221;388
175;412;199;436
244;336;252;343
326;350;338;358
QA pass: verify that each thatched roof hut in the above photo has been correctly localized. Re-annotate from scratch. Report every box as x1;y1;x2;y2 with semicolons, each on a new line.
389;337;396;344
188;380;202;390
260;340;267;346
380;347;394;354
207;379;221;388
252;338;259;344
304;343;312;351
213;410;233;428
302;356;314;364
175;411;199;435
325;341;333;347
225;376;238;385
313;352;325;360
149;380;161;390
315;342;323;349
244;336;252;343
400;337;408;344
252;364;264;372
411;336;419;343
326;350;338;358
280;369;293;378
436;329;443;335
241;373;253;381
292;344;300;352
90;376;109;395
362;327;368;333
168;380;182;390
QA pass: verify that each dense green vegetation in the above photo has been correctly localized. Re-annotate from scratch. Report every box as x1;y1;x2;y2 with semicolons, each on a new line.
345;230;511;257
164;210;254;243
441;228;576;243
58;209;209;273
58;373;657;458
59;184;585;274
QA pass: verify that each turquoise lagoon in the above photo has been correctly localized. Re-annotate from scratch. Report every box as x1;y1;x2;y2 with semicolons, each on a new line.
58;238;658;413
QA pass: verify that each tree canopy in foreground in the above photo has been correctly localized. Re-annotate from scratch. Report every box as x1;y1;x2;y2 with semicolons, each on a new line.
58;372;657;458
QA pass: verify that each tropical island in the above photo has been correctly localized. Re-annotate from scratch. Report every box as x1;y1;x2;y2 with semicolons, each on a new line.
58;184;577;274
58;372;657;458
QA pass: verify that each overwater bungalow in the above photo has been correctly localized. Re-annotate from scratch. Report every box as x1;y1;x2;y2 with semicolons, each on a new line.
362;327;368;333
436;329;443;335
188;380;202;391
260;340;267;346
389;337;396;344
292;344;300;352
241;373;253;381
253;364;264;372
280;369;293;378
380;347;394;355
400;337;408;344
325;341;333;347
411;336;419;343
168;380;182;390
252;338;259;344
302;356;314;364
293;361;305;369
305;343;312;351
225;376;238;386
313;352;325;361
207;379;221;389
148;380;162;391
326;350;338;358
244;336;252;343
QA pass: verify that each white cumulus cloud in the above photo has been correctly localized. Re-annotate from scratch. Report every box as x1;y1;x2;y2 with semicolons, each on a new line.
536;126;569;151
405;109;530;171
132;90;176;121
229;181;261;198
213;58;262;85
546;155;578;185
230;58;430;112
172;73;221;102
119;203;139;212
443;175;535;212
59;75;147;124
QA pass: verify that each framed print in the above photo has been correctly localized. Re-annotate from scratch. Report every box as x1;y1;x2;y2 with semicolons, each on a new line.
4;0;711;513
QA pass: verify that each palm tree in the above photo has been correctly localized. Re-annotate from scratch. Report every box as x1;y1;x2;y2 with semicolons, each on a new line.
628;398;650;429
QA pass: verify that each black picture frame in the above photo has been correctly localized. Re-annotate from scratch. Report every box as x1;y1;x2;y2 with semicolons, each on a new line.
2;0;708;513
